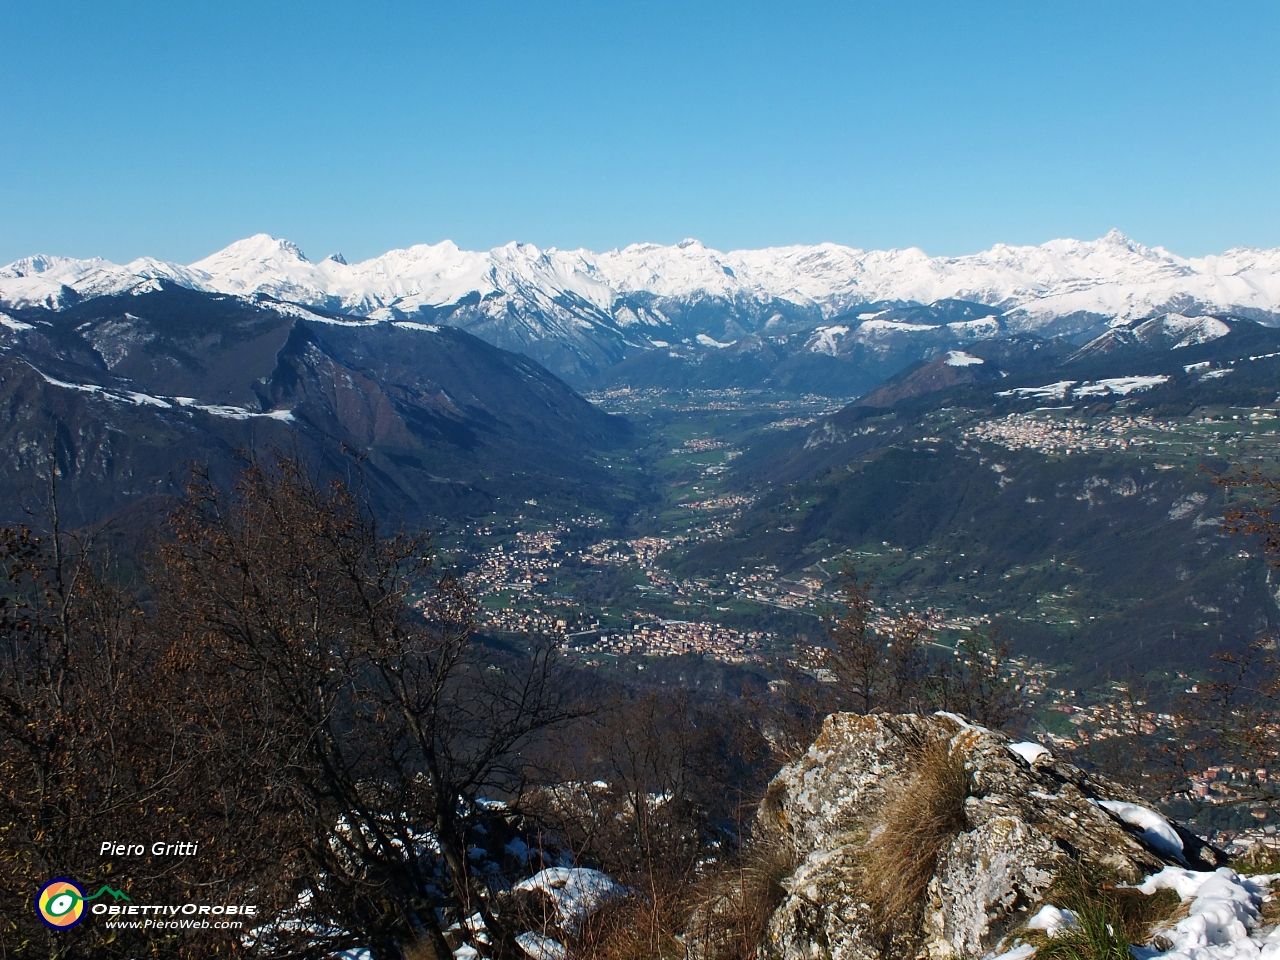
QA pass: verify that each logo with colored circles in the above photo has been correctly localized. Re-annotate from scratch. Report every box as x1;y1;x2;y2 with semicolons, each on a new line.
36;879;86;929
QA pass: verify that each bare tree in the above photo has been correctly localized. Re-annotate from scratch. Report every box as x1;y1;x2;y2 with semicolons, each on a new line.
924;622;1026;731
0;517;200;957
1140;466;1280;821
881;611;930;714
529;688;773;960
820;566;1023;728
153;452;581;959
826;567;882;714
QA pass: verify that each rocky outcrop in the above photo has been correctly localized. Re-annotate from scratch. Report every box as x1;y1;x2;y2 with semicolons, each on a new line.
732;712;1219;960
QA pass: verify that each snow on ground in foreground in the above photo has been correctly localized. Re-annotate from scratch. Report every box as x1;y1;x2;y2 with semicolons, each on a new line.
992;867;1280;960
515;932;569;960
330;950;482;960
1026;904;1079;936
990;944;1038;960
514;867;630;935
1130;867;1280;960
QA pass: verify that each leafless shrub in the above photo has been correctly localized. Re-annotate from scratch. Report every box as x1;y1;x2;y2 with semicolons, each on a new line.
402;937;453;960
571;887;684;960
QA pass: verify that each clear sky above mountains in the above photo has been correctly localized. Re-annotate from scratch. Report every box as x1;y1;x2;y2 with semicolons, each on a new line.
3;1;1277;265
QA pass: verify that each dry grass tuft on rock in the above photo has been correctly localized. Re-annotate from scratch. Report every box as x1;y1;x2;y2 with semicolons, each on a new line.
859;735;970;944
682;837;798;960
573;893;684;960
571;835;796;960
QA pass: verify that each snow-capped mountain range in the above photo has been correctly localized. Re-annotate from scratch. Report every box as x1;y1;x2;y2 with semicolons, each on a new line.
5;230;1279;381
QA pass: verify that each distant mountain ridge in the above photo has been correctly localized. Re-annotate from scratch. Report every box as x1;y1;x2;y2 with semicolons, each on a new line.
0;285;636;529
5;231;1280;382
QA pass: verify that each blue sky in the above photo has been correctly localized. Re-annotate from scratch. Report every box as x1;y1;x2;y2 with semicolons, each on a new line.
2;1;1277;264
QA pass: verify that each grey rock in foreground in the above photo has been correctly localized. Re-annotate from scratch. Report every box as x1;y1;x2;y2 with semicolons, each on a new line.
722;712;1218;960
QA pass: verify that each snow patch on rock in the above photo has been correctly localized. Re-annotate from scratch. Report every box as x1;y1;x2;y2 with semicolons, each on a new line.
1008;742;1052;765
1096;800;1186;862
996;381;1077;401
695;333;734;349
807;325;849;355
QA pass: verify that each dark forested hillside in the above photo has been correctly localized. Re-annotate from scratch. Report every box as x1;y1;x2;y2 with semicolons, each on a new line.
0;285;641;529
667;317;1280;685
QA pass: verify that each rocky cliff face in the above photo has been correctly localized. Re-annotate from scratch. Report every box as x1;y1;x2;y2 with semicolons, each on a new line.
735;712;1220;960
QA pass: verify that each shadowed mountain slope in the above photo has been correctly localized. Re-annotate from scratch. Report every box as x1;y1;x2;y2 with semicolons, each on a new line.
0;285;639;529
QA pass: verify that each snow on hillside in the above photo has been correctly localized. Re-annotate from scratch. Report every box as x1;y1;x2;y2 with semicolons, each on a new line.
1159;314;1233;348
28;364;297;421
5;230;1280;333
1074;375;1171;398
806;325;850;355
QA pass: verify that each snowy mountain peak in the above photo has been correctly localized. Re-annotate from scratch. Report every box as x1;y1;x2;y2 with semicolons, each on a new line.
180;235;329;302
2;255;56;277
3;232;1280;378
1101;227;1138;247
0;254;103;279
193;234;310;269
